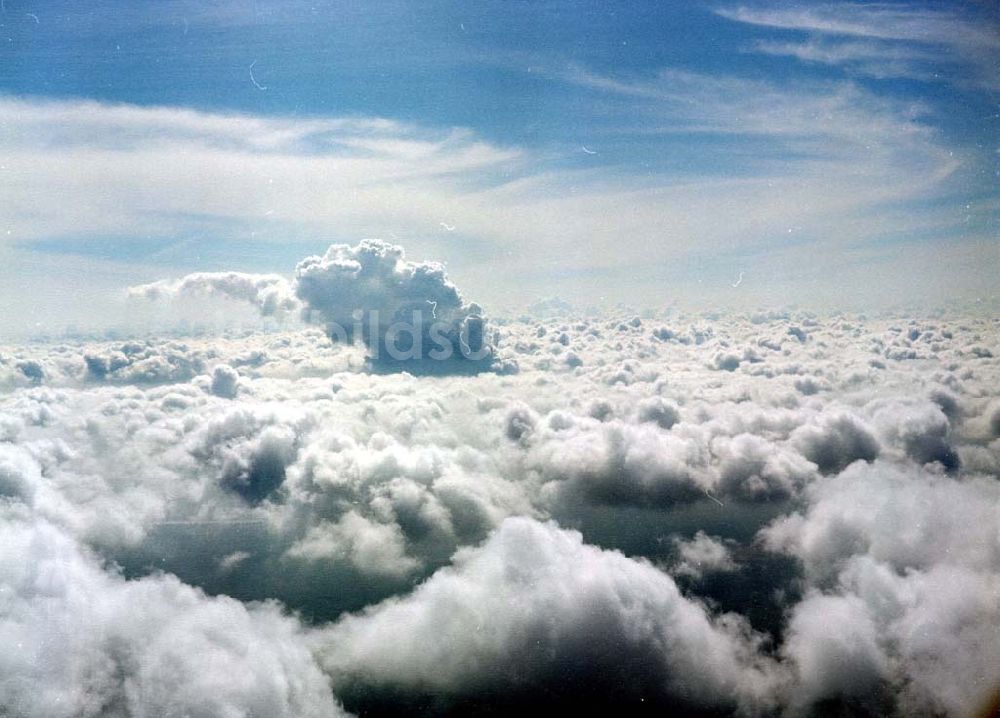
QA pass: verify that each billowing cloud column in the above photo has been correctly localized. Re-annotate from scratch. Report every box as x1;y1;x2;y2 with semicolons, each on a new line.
131;240;503;374
294;240;495;373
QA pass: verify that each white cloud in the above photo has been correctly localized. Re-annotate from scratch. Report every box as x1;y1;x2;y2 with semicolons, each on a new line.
672;530;738;579
720;4;999;45
286;510;419;579
131;240;505;373
0;97;519;246
781;591;890;709
789;411;880;474
1;308;998;715
764;457;1000;715
128;272;299;318
0;506;347;718
293;240;498;372
761;459;1000;584
718;3;1000;90
752;39;940;81
314;517;783;712
210;364;241;399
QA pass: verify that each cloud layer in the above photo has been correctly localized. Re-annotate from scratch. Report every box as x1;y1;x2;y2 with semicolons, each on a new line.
1;306;998;715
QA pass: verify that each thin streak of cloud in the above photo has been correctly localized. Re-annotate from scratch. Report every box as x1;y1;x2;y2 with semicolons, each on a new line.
716;4;999;47
717;3;1000;90
0;81;984;319
751;39;942;81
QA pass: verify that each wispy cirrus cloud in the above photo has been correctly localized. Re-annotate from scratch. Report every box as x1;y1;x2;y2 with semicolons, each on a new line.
715;3;999;46
751;38;941;80
0;96;523;245
3;85;957;264
0;71;989;332
717;3;1000;89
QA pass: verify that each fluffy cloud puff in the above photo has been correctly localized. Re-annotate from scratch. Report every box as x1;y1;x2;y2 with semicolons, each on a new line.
789;411;880;474
0;504;346;718
763;461;1000;716
210;364;241;399
761;461;1000;582
671;530;739;579
315;517;784;714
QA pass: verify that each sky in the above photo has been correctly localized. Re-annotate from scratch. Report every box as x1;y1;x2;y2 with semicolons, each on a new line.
0;0;998;335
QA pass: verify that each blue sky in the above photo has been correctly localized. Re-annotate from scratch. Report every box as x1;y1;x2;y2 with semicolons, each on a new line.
0;0;997;333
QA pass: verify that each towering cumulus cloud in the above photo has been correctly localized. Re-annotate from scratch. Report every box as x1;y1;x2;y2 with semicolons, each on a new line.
294;241;495;373
130;240;500;374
